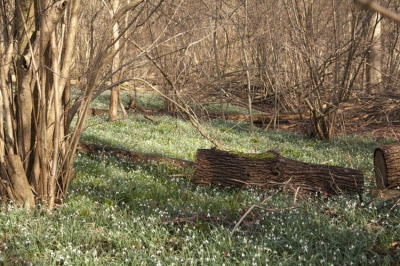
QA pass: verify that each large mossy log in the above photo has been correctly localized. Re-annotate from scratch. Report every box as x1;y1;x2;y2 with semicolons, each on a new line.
193;149;364;195
374;143;400;189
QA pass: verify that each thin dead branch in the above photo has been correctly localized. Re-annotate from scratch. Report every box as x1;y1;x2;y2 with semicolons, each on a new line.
231;191;278;235
356;0;400;23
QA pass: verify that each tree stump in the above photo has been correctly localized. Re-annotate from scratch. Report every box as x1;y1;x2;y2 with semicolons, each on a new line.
374;143;400;189
193;149;364;196
128;93;137;109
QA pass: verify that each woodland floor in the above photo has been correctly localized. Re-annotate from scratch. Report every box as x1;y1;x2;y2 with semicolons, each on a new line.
134;93;400;141
252;92;400;141
93;84;400;141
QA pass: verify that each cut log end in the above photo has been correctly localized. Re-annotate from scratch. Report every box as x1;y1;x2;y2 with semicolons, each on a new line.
374;149;388;189
374;143;400;189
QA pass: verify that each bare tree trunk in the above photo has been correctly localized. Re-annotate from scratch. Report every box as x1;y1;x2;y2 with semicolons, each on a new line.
109;89;119;121
0;0;146;209
0;0;68;207
241;0;254;133
366;12;382;94
109;0;121;122
213;0;225;124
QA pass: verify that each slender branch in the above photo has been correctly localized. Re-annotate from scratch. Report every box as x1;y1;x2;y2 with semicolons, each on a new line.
231;191;278;235
356;0;400;23
133;78;224;150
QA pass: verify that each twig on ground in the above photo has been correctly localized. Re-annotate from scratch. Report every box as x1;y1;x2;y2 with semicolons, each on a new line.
293;186;301;206
231;191;278;235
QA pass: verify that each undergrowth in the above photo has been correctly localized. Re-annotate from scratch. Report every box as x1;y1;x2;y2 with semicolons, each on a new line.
0;109;399;265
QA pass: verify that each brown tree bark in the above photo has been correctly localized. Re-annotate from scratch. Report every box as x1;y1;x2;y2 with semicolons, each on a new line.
0;0;147;209
6;155;35;208
2;0;70;208
107;0;128;122
374;142;400;189
193;149;364;196
366;12;382;94
108;0;121;122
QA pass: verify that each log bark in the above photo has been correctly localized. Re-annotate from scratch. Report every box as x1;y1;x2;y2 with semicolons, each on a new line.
193;149;364;196
374;143;400;189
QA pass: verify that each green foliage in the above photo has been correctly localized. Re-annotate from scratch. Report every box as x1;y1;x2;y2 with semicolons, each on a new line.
0;113;398;265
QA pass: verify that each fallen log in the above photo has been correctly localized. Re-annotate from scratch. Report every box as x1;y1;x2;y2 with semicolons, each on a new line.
77;142;194;169
374;142;400;189
193;149;364;196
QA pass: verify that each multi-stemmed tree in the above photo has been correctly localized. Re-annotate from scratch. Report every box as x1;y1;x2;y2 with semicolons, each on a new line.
0;0;147;209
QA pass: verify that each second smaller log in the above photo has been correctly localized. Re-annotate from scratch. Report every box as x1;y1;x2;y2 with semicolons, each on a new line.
193;149;364;196
374;143;400;189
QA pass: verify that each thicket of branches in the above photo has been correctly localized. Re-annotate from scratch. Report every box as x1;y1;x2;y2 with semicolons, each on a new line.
75;0;400;139
1;0;400;208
